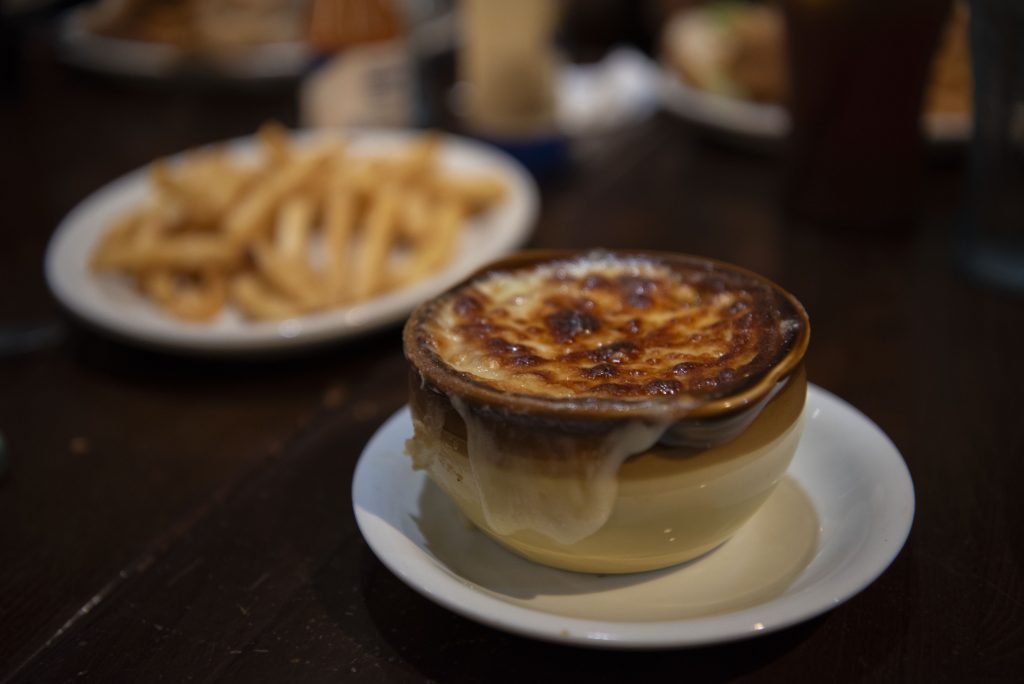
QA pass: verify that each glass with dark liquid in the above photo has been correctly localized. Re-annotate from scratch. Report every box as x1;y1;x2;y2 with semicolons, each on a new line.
782;0;952;232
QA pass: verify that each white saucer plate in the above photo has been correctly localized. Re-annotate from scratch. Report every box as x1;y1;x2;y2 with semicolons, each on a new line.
45;129;538;354
352;384;914;649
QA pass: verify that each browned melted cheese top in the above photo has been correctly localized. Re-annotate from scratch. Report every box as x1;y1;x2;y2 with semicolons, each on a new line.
423;256;801;402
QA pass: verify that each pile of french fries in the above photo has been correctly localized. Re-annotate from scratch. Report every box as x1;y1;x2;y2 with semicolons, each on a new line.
90;123;506;322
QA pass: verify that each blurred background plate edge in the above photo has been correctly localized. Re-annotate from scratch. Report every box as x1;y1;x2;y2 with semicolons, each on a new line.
658;68;971;147
56;6;314;82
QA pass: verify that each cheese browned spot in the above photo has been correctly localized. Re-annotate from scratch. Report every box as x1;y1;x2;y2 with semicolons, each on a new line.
423;255;800;402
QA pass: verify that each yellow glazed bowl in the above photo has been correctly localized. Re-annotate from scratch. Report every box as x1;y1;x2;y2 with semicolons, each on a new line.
404;250;810;574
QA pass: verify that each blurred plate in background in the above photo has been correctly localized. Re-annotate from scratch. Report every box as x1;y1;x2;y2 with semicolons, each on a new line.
57;6;313;82
659;68;971;147
658;2;971;147
45;129;539;354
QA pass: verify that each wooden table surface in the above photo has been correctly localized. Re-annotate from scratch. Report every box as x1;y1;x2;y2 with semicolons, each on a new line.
2;23;1023;684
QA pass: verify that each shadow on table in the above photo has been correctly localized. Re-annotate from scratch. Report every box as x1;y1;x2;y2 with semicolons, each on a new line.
311;539;826;683
60;317;405;384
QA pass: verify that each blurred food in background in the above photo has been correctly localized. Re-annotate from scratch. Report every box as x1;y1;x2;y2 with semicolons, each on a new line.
301;0;413;128
924;1;971;119
663;1;787;104
88;122;506;323
660;0;970;137
60;0;314;80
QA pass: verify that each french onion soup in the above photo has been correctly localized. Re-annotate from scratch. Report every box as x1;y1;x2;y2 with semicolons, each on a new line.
403;250;809;573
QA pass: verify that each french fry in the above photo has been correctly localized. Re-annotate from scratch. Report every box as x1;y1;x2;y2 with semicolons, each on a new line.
138;270;226;322
138;270;177;305
393;197;464;288
322;184;358;304
150;160;220;226
253;244;322;310
98;234;242;272
258;121;292;166
397;188;433;242
390;133;440;184
431;175;506;213
274;196;313;259
184;152;255;221
295;135;346;205
91;210;144;271
350;184;400;301
342;158;389;201
223;146;332;245
133;211;163;242
230;273;299;321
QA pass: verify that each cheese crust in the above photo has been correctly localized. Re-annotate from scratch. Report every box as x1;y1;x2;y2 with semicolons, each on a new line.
413;252;804;406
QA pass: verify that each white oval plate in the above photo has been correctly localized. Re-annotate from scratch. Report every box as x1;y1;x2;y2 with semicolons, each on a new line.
57;7;313;82
45;130;538;354
658;69;971;146
352;384;914;649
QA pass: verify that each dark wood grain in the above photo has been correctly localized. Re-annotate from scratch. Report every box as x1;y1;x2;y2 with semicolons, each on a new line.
2;20;1023;684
